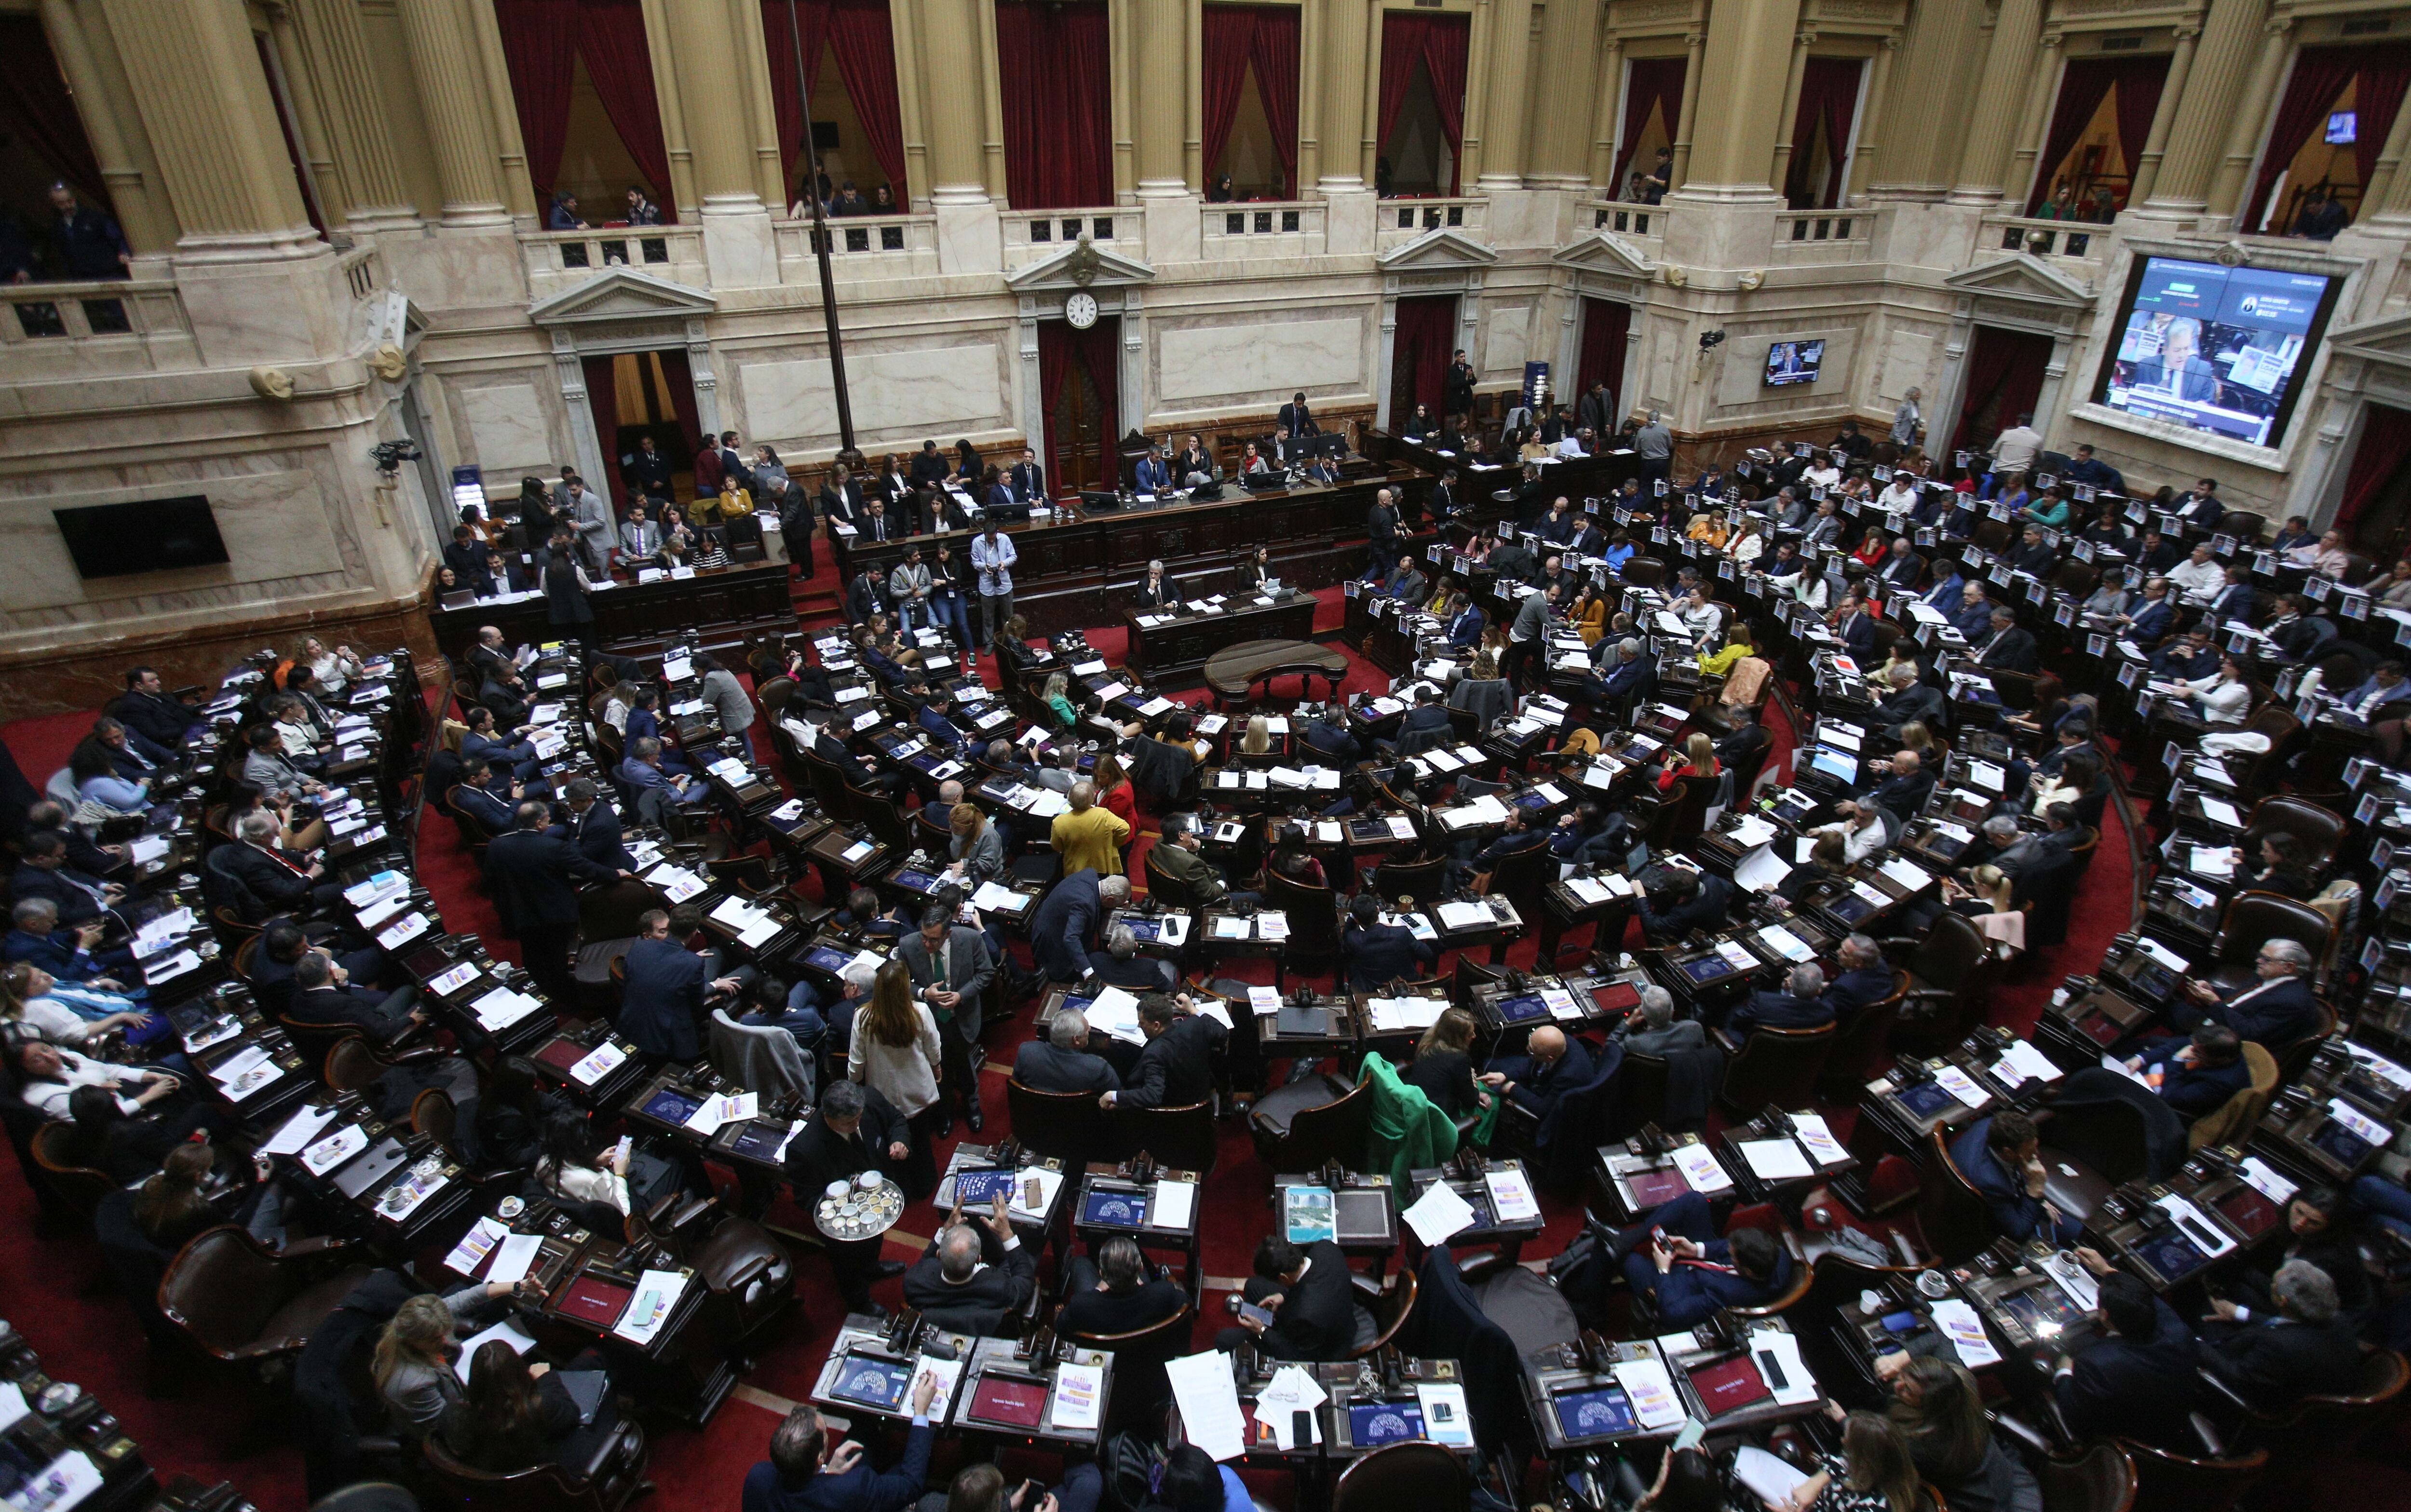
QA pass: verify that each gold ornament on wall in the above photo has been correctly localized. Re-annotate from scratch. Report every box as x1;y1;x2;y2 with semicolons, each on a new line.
370;343;409;383
249;366;295;401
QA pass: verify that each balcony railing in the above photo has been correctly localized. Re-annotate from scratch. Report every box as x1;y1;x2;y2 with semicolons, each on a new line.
1200;201;1323;256
1985;215;2111;265
1585;199;1669;245
1;276;192;374
1375;196;1487;250
1770;208;1878;263
1002;209;1133;269
521;224;708;297
776;215;940;281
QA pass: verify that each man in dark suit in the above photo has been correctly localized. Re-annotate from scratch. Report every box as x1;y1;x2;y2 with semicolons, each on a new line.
451;759;517;836
1831;592;1879;662
1977;608;2040;673
2052;1268;2201;1452
1877;537;1925;592
112;666;203;750
1030;869;1121;984
899;904;996;1135
2149;626;2219;680
908;439;951;487
1389;684;1454;750
1426;469;1461;525
552;778;634;870
1007;447;1045;503
1950;1110;2084;1246
2202;1259;2362;1412
2176;938;2323;1049
2009;526;2059;578
1059;1235;1182;1338
1479;1025;1594;1126
217;809;338;914
11;831;124;931
1102;993;1225;1111
903;1193;1038;1329
1948;585;1999;642
2205;566;2260;629
1086;925;1174;993
1712;705;1772;780
1219;1236;1355;1360
2132;1024;2255;1120
621;907;741;1061
1636;868;1732;944
857;499;903;544
286;950;423;1042
846;566;888;625
781;1079;912;1312
483;800;626;1006
1012;1007;1121;1094
1822;935;1896;1020
479;662;533;728
1278;392;1318;438
1874;664;1947;742
1858;749;1936;823
1614;1192;1793;1328
1728;963;1839;1037
1340;893;1435;991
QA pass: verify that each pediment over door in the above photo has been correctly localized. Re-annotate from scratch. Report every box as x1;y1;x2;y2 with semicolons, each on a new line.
1376;227;1500;272
1552;230;1657;280
1004;239;1159;293
528;267;719;326
1944;253;2095;308
2329;312;2411;370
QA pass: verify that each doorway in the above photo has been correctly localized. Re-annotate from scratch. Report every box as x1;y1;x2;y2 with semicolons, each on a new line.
1040;317;1122;493
1576;298;1632;427
579;348;702;507
1950;326;2054;460
1390;294;1459;426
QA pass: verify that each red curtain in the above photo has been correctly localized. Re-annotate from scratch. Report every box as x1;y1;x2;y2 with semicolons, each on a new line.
1376;14;1470;192
656;348;703;460
1576;299;1630;416
2339;403;2411;536
996;0;1112;209
1201;5;1300;197
2355;50;2411;190
1950;327;2053;458
582;355;625;507
578;0;675;215
1038;317;1121;490
495;0;579;208
1394;295;1459;416
1610;56;1685;198
759;0;908;199
2246;46;2381;230
1785;57;1863;209
0;17;109;210
2026;56;2167;214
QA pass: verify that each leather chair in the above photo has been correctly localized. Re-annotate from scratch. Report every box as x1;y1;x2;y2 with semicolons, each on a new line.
1114;1099;1218;1179
1332;1441;1470;1512
1449;953;1503;1013
799;750;855;825
1057;1290;1195;1433
1484;845;1551;938
1613;1051;1668;1136
1919;1126;2000;1263
1346;1267;1419;1360
30;1121;115;1219
1716;1023;1834;1117
1884;911;1995;1055
2215;1347;2408;1497
2207;894;2334;996
410;1089;456;1147
1817;972;1907;1098
687;1214;796;1348
1643;773;1715;851
848;779;912;849
2244;796;2345;873
1369;854;1448;906
158;1226;374;1366
573;876;660;1014
2119;1439;2264;1512
1142;848;1195;909
1007;1077;1119;1166
420;1415;650;1512
2035;1097;2149;1191
1250;1072;1374;1174
1262;871;1340;987
2033;1440;2137;1512
2189;1042;2279;1152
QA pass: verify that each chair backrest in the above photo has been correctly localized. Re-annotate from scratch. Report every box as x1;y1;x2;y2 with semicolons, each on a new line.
2117;1439;2265;1512
2036;1441;2137;1512
231;934;262;984
1449;952;1503;1012
410;1089;456;1146
1919;1126;1999;1263
1059;1292;1195;1429
848;779;911;848
1142;848;1194;909
1280;1075;1376;1174
158;1225;298;1357
1720;1023;1835;1114
1113;1099;1217;1178
2216;891;2335;972
580;877;664;942
1615;1051;1669;1135
30;1121;115;1217
324;1036;385;1094
708;1008;814;1103
800;750;854;823
1820;981;1905;1094
1370;854;1448;905
1486;843;1551;920
1263;870;1340;958
1332;1441;1471;1512
2247;795;2346;870
2189;1042;2279;1151
422;1429;631;1512
1348;1267;1420;1360
1006;1078;1118;1165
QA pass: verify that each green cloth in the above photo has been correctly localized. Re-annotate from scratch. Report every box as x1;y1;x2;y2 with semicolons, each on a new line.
1360;1053;1460;1188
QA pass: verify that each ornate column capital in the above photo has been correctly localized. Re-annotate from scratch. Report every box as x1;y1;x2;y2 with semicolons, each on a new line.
2172;25;2202;41
2039;31;2064;49
1795;29;1818;45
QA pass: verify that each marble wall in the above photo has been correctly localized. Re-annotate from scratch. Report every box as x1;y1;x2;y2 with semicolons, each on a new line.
453;380;565;476
734;339;1012;452
1153;314;1368;406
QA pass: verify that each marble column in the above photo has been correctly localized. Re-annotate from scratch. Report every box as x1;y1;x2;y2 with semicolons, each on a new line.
97;0;316;256
1297;0;1325;189
2366;98;2411;224
1871;0;1985;195
391;0;511;226
2139;0;2269;215
1135;0;1188;195
2208;16;2296;222
1679;0;1803;200
1845;38;1898;199
1947;0;2041;205
1766;31;1815;194
463;0;540;221
1587;32;1626;191
2003;33;2065;211
640;0;700;216
726;0;788;209
671;0;778;284
1473;0;1534;190
920;0;991;202
261;8;339;224
2124;23;2199;206
1668;31;1705;190
37;0;176;255
1319;0;1372;191
1528;0;1596;189
286;0;420;229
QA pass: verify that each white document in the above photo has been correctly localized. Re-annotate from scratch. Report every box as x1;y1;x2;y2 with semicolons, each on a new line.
1050;1362;1106;1431
1153;1178;1197;1228
443;1217;510;1277
1734;845;1793;893
1541;987;1583;1021
1926;1298;2003;1367
2329;1098;2393;1148
1257;1365;1329;1450
1748;1327;1822;1404
1734;1446;1811;1505
2155;1193;2238;1257
2200;796;2244;828
1933;1064;1990;1108
1612;1358;1686;1429
611;1269;690;1344
1790;1113;1848;1165
1166;1351;1249;1461
453;1319;538;1381
2238;1155;2299;1205
685;1091;759;1136
1739;1139;1815;1181
208;1044;271;1088
1402;1178;1479;1244
1436;900;1491;930
1415;1382;1476;1446
260;1102;338;1155
486;1232;546;1287
570;1041;628;1085
1671;1142;1734;1194
970;881;1024;913
300;1123;368;1174
1247;985;1283;1015
1009;1165;1066;1220
1483;1166;1542;1222
1992;1039;2064;1087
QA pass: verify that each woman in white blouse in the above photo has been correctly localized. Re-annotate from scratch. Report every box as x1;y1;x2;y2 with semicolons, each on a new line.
848;960;943;1186
1790;569;1832;614
2183;654;2253;727
1729;515;1766;565
0;964;151;1048
1678;586;1722;637
533;1111;636;1214
298;636;365;695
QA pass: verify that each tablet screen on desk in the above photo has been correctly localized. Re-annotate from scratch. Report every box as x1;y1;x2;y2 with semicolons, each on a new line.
2132;1229;2209;1283
1999;1284;2084;1339
1336;1189;1391;1242
1082;1189;1149;1228
725;1123;787;1161
558;1275;634;1325
829;1354;913;1411
1678;957;1734;985
1894;1080;1959;1120
893;869;941;893
1827;891;1880;923
2310;1121;2374;1168
1552;1385;1638;1439
1495;995;1549;1023
641;1088;704;1125
2212;1185;2281;1239
1686;1355;1772;1417
807;945;855;973
954;1169;1017;1205
1348;1402;1426;1446
969;1374;1050;1429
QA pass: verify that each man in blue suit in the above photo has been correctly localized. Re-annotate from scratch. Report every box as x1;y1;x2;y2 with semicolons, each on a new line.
451;759;517;835
1616;1192;1794;1328
2120;578;2177;646
460;705;541;783
1947;583;1997;642
620;907;743;1062
1822;934;1896;1019
1340;893;1435;990
1831;591;1879;662
1029;869;1123;984
1444;594;1485;648
2175;938;2323;1049
741;1375;939;1512
551;777;634;870
1951;1110;2084;1246
1727;963;1837;1037
1922;566;1967;611
2051;1267;2201;1452
1133;443;1174;495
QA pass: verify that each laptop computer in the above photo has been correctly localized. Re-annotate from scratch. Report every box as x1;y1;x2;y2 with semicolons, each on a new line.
331;1136;409;1198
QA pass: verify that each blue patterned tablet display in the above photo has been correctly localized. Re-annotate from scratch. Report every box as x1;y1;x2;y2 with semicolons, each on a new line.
1348;1403;1426;1445
1082;1190;1149;1228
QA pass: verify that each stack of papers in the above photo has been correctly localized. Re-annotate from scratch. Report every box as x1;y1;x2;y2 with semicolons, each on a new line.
1167;1352;1248;1461
611;1269;690;1344
1402;1179;1478;1243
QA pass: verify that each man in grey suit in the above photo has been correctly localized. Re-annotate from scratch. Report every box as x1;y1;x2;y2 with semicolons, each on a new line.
897;902;996;1135
1615;986;1708;1057
566;476;614;576
1012;1007;1120;1094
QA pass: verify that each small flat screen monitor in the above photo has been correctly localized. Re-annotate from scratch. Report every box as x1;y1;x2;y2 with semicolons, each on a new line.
1552;1385;1639;1440
1999;1284;2084;1342
1494;994;1550;1023
2092;255;2343;449
828;1354;914;1411
2212;1184;2282;1239
1347;1402;1427;1446
2328;110;2358;144
1895;1080;1961;1120
1081;1189;1149;1228
1764;340;1824;388
53;496;230;579
952;1169;1017;1205
641;1088;703;1126
2310;1120;2374;1168
2133;1228;2210;1283
1335;1189;1392;1242
1680;956;1737;986
968;1374;1051;1429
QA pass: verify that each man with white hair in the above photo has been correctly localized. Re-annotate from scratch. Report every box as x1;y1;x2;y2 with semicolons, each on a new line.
1875;662;1947;743
2202;1257;2362;1411
1824;934;1896;1019
1729;963;1835;1037
902;1189;1037;1325
1012;1006;1120;1094
1087;921;1173;991
2178;938;2323;1049
224;808;339;912
1615;985;1707;1057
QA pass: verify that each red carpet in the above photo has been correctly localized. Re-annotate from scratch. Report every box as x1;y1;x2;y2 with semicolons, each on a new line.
0;604;2173;1512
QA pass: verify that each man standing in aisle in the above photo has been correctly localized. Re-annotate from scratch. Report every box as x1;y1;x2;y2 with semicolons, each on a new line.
972;520;1016;644
1634;409;1673;492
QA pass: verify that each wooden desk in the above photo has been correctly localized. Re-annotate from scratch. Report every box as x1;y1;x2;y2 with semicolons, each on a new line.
427;562;797;662
1203;638;1351;707
1124;591;1320;680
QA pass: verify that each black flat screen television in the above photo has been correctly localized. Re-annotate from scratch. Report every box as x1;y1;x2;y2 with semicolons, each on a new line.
54;496;230;579
1764;340;1824;388
2090;256;2343;450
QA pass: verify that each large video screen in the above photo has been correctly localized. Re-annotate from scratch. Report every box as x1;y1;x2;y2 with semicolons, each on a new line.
2092;256;2342;450
1764;340;1823;388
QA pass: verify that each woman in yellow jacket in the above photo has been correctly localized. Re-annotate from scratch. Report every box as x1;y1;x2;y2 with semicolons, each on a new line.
1049;780;1132;876
1568;583;1608;646
1685;511;1729;550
